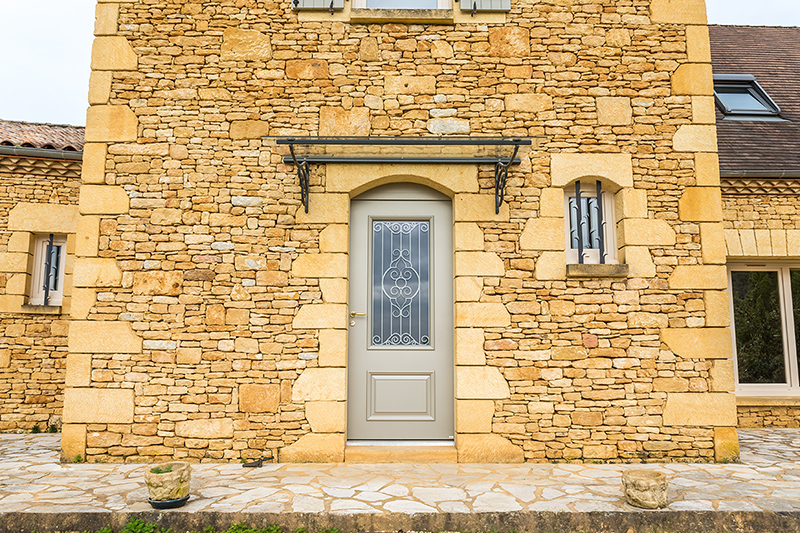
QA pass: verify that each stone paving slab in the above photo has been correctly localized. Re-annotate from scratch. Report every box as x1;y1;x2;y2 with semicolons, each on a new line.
0;430;799;532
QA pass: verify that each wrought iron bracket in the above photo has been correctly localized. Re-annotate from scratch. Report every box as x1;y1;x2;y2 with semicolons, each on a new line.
494;142;519;214
289;144;311;213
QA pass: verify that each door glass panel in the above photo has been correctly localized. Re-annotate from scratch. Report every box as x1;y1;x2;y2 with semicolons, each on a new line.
371;220;430;347
792;270;800;375
731;270;787;384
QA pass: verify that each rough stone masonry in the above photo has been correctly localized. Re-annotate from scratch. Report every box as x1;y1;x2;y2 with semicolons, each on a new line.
61;0;739;464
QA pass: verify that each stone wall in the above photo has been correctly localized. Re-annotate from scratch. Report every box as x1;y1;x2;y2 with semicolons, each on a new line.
63;0;739;463
0;154;81;431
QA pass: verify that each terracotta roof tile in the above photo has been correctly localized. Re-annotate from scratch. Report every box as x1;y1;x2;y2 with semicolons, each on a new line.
0;119;85;151
709;25;800;175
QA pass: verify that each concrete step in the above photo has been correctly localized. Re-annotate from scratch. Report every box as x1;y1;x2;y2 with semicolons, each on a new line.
344;444;457;463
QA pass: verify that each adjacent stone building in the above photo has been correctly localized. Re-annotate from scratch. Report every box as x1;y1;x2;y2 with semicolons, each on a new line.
0;120;84;431
55;0;746;464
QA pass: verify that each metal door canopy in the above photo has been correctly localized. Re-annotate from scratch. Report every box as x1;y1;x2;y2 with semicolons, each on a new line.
268;136;540;214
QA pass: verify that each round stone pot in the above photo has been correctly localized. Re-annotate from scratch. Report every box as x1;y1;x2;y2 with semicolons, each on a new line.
144;461;191;507
622;469;668;509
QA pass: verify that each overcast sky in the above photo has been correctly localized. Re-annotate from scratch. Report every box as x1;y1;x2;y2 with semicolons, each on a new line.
0;0;798;127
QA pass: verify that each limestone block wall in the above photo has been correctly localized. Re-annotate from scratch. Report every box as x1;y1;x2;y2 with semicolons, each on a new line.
723;190;800;428
0;155;81;431
63;0;738;463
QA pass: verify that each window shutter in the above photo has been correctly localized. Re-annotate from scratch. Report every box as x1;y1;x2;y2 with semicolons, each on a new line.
292;0;344;10
460;0;511;12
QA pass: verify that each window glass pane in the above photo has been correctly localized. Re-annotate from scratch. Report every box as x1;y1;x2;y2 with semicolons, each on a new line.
367;0;436;7
716;89;771;113
731;270;787;384
568;196;601;250
46;244;61;291
792;270;800;376
371;221;430;346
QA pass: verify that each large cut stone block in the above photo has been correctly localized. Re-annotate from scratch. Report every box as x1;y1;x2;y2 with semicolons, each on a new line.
306;401;346;433
504;94;552;113
320;107;370;136
319;329;347;367
692;96;716;125
286;59;329;79
91;36;138;70
455;252;504;277
695;152;720;186
456;366;509;399
94;3;119;36
551;153;633;190
454;223;484;251
85;106;138;142
79;185;130;215
327;164;477;196
239;384;280;413
457;433;523;463
488;27;530;57
280;434;345;463
673;125;718;152
61;424;86;462
221;28;271;61
73;258;122;288
64;388;134;423
293;368;346;401
671;64;713;96
76;216;100;257
293;304;348;329
320;225;348;253
539;187;565;218
619;219;676;246
663;393;737;426
292;253;348;278
668;265;727;289
535;252;566;280
704;290;731;327
710;359;735;392
520;218;564;251
456;400;494;433
678;187;723;222
69;321;142;354
660;328;733;360
385;75;435;94
455;328;485;365
230;120;270;140
714;427;740;462
454;194;509;222
700;223;726;264
455;277;482;302
81;143;108;184
133;272;183;296
650;0;708;25
65;353;91;387
70;289;97;320
617;188;648;219
88;70;112;105
175;419;234;438
455;303;510;327
8;204;79;233
597;97;632;126
296;193;349;224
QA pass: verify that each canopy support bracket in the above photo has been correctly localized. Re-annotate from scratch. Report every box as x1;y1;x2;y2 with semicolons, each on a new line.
494;143;520;214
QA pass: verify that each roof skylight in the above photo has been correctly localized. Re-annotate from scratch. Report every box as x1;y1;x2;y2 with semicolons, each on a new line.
714;74;781;118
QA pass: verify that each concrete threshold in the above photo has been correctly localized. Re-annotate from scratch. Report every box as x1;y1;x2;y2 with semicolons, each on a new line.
2;510;800;533
345;444;457;463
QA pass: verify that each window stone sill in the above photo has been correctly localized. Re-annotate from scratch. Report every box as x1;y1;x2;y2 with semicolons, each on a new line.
566;263;630;278
350;8;454;24
20;304;62;315
736;396;800;407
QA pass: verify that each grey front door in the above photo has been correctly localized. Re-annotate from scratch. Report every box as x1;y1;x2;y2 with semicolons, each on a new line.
348;184;454;441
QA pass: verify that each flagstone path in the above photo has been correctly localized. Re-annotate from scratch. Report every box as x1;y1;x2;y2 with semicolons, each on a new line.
0;429;798;515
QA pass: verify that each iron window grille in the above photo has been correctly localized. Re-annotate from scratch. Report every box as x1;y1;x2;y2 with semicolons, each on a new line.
565;181;615;265
30;233;66;306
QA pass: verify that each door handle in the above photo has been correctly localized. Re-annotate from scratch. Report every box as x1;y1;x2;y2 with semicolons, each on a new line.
350;312;366;318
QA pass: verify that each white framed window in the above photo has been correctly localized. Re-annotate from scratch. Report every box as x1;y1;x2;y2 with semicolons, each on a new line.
563;180;616;265
729;264;800;396
29;234;67;307
352;0;450;8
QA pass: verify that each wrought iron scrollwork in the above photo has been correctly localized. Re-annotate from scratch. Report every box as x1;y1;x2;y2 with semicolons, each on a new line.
494;142;520;214
289;144;310;213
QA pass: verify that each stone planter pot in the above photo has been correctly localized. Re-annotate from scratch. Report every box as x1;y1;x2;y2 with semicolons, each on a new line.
144;461;191;508
622;469;668;509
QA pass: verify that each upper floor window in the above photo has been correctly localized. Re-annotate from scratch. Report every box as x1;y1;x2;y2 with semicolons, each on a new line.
29;233;66;307
714;74;781;119
564;181;616;265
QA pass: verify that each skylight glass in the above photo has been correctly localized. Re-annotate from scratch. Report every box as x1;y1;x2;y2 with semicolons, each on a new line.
714;74;780;117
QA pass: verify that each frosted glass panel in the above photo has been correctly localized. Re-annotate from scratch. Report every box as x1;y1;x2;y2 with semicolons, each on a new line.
371;221;431;346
